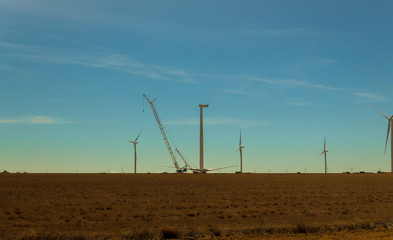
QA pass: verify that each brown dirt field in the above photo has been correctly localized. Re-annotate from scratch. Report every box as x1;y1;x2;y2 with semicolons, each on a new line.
1;173;393;239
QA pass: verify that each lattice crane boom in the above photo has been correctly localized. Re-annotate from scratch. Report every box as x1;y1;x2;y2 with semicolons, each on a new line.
143;94;180;170
175;148;193;169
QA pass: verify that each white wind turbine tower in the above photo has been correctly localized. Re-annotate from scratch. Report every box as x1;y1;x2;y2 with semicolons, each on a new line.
235;130;245;173
320;136;328;174
375;107;393;172
127;131;142;174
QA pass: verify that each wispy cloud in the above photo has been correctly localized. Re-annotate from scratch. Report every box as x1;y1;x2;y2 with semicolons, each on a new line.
249;77;347;91
253;28;309;35
285;100;313;106
244;28;331;36
221;88;250;95
165;117;268;128
1;42;197;83
17;53;197;83
1;41;385;103
216;74;385;104
215;74;347;92
353;92;386;102
0;119;22;123
0;116;73;124
0;63;31;76
0;64;16;71
29;116;58;124
283;57;337;70
0;27;23;35
0;41;26;49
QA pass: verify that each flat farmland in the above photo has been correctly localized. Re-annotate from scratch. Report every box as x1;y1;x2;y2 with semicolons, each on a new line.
2;173;393;239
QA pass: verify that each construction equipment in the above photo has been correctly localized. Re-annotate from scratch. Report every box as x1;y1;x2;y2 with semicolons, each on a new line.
175;147;235;173
143;94;186;173
175;148;198;173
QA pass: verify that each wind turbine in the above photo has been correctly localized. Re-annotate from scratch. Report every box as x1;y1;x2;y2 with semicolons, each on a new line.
127;131;142;174
320;136;328;174
375;107;393;172
235;130;245;173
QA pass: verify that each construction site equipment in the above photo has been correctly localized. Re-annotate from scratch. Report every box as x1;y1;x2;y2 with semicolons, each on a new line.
143;94;186;173
175;148;198;173
176;147;235;174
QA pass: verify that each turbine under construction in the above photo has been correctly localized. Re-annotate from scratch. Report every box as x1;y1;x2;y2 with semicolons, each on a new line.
127;131;142;174
199;103;209;170
320;136;328;174
143;94;235;174
375;107;393;172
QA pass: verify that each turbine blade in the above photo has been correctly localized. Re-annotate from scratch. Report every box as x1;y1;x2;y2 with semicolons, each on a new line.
135;130;142;142
207;165;237;171
239;129;242;146
320;151;324;156
385;121;390;155
235;147;240;153
375;106;389;120
324;136;326;150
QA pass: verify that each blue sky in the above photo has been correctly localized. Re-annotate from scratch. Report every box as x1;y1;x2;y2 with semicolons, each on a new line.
1;0;392;173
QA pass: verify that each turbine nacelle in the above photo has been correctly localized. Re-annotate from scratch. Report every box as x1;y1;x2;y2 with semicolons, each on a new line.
127;130;142;145
235;146;245;153
320;136;328;154
319;150;328;156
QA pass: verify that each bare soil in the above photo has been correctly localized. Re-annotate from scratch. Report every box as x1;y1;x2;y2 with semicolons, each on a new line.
1;173;393;239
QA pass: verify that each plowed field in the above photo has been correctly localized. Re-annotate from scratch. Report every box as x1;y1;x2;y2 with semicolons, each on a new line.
1;173;393;239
